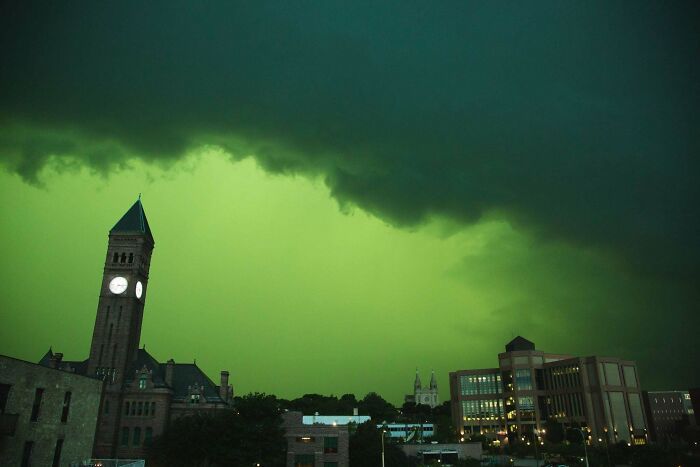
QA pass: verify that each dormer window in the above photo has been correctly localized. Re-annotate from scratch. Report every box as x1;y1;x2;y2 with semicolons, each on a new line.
139;376;147;390
190;394;200;404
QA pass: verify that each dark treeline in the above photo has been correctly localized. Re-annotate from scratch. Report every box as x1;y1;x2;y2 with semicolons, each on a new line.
278;392;452;423
147;392;459;467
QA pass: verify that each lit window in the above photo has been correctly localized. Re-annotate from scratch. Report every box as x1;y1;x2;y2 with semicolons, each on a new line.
139;376;147;389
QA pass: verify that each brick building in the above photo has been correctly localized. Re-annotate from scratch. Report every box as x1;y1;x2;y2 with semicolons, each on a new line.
0;354;102;466
450;336;648;447
39;198;233;458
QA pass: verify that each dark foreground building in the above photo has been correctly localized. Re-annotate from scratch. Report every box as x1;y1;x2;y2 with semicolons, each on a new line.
642;390;695;442
39;199;233;458
282;411;350;467
450;337;648;447
0;355;102;466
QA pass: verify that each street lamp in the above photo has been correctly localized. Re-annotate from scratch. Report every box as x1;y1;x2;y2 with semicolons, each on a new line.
568;428;589;467
601;428;611;467
381;427;387;467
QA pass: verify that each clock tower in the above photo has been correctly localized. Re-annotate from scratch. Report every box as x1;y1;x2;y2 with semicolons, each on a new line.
87;198;154;382
87;198;154;456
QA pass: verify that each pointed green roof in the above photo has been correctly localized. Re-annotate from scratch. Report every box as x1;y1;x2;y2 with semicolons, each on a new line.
110;199;154;242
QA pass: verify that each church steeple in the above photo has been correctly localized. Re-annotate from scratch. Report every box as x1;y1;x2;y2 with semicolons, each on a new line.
414;369;422;391
429;370;438;390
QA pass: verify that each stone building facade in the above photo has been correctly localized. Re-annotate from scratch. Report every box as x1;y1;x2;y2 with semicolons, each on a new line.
0;354;102;466
38;199;233;458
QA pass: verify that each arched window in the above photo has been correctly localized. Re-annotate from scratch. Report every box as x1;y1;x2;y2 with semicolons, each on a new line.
113;252;119;263
128;253;134;263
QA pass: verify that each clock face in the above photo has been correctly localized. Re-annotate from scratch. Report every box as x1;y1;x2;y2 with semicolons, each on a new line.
135;281;143;299
109;276;128;294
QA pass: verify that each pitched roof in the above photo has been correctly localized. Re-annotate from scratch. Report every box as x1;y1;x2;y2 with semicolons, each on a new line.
127;348;167;387
164;362;226;403
505;336;536;352
110;199;154;242
38;348;54;366
37;350;90;376
127;349;226;404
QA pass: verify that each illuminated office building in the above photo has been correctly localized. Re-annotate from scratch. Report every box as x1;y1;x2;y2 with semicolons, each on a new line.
449;337;648;446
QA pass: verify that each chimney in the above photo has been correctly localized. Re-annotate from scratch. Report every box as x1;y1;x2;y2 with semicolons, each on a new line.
219;371;229;402
165;359;175;386
50;352;63;369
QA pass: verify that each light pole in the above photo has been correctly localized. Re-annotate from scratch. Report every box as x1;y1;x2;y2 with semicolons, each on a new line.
599;428;611;467
569;428;589;467
533;428;544;467
381;428;386;467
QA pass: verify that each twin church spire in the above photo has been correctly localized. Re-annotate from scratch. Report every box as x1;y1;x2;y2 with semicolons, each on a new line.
414;369;438;390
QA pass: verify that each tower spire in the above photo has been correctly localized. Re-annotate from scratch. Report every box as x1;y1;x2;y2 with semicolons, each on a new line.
414;369;422;391
110;198;154;243
430;370;437;389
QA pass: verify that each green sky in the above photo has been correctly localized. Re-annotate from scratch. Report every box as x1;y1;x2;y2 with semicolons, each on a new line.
0;150;689;403
0;2;698;403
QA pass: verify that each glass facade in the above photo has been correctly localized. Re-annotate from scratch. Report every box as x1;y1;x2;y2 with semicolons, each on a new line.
623;366;637;388
515;369;533;390
607;391;630;442
518;396;535;421
460;373;502;396
627;393;646;429
604;363;621;386
462;399;503;421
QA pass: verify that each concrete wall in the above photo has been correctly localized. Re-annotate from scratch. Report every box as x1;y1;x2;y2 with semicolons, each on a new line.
0;355;103;467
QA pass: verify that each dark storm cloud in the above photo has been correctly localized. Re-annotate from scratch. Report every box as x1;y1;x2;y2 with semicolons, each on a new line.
1;1;699;279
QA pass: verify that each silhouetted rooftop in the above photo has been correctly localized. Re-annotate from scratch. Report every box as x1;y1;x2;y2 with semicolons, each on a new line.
505;336;536;352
